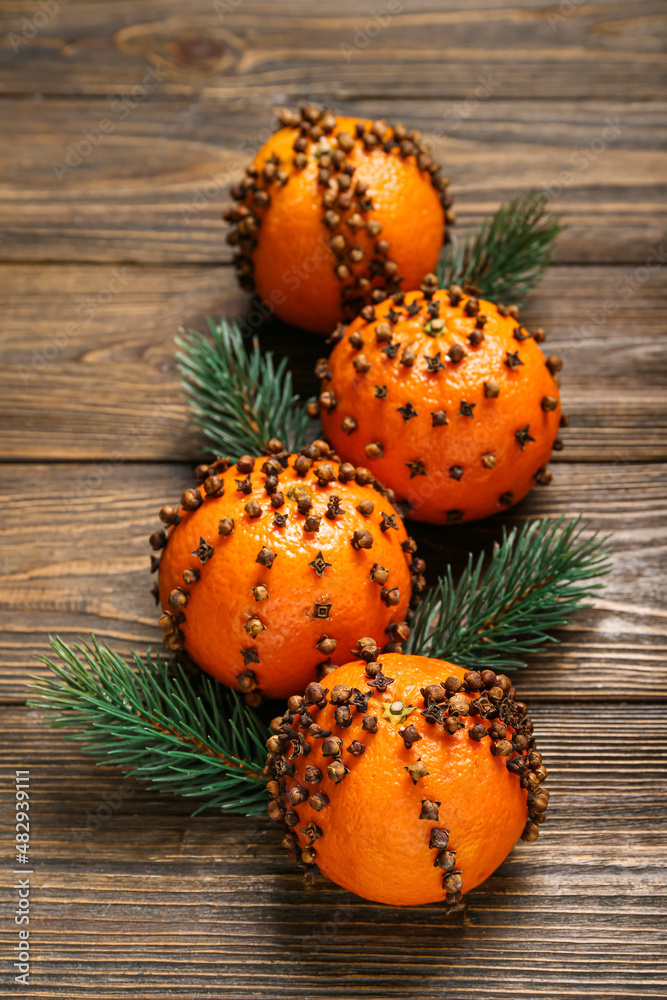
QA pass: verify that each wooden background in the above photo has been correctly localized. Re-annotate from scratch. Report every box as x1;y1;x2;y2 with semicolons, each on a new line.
1;1;666;996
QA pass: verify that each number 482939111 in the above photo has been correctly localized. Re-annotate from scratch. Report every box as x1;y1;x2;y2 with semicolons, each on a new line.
15;771;30;863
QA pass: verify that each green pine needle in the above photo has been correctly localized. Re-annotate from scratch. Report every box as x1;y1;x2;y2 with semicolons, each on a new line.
28;637;269;816
438;191;563;304
28;519;610;814
175;318;315;459
405;517;611;668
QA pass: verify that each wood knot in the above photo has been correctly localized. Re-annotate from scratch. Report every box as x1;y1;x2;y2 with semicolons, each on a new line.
174;36;226;68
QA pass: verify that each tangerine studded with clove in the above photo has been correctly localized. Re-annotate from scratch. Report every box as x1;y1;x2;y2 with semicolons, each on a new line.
318;283;564;522
224;107;452;335
154;442;420;699
267;653;547;906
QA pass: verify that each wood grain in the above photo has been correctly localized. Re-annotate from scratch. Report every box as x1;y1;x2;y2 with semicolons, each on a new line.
1;704;665;998
1;0;665;101
2;0;666;993
0;263;665;461
1;459;665;704
0;97;664;264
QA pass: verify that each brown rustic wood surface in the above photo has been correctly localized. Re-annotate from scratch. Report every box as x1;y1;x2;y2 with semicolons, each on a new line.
1;1;666;996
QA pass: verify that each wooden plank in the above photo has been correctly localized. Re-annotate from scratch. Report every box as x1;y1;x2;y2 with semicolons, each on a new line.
1;0;665;101
0;264;246;461
0;97;664;264
1;460;665;704
1;703;665;997
1;0;664;993
0;262;665;462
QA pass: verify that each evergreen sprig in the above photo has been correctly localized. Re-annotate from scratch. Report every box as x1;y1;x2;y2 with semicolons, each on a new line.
28;637;269;815
176;195;561;459
438;191;563;304
406;516;610;668
175;318;314;459
29;520;609;815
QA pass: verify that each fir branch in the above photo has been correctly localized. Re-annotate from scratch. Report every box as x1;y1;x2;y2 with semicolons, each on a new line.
28;637;269;816
405;517;611;668
175;318;315;459
28;521;609;813
438;191;563;304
